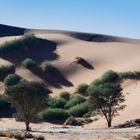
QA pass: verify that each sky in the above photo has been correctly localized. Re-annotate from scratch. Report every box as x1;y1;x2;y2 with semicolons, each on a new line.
0;0;140;39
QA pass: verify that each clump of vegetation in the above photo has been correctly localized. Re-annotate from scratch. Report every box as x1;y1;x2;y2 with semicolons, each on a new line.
0;35;38;55
59;91;70;100
101;70;120;83
40;61;55;73
5;82;50;131
0;64;15;77
76;83;89;96
0;131;45;140
65;94;86;109
39;108;69;123
119;71;140;80
69;102;89;117
64;116;93;126
133;134;140;140
64;116;83;126
47;97;66;109
22;58;36;69
4;74;21;86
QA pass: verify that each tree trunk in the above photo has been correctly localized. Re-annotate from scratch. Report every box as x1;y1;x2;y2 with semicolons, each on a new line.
107;120;112;127
25;122;30;131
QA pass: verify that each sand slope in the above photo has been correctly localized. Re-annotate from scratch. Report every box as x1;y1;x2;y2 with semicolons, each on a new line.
0;24;140;127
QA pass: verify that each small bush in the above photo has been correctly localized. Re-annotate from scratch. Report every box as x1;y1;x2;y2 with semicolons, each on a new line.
64;116;83;126
76;83;89;96
22;58;36;69
65;94;86;109
0;65;15;75
69;102;89;117
101;70;119;83
39;108;69;122
40;61;55;72
0;35;38;55
4;74;21;86
48;98;66;109
59;91;70;100
133;134;140;140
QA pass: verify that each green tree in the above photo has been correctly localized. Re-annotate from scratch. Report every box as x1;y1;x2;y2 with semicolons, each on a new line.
88;82;125;127
5;82;50;131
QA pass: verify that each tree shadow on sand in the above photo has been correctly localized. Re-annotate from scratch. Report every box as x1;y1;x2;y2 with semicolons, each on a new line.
29;65;73;89
0;38;59;66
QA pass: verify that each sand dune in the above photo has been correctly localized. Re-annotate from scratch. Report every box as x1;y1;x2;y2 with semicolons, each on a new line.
0;24;140;128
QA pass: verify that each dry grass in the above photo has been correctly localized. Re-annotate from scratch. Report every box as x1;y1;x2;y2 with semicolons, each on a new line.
0;131;45;140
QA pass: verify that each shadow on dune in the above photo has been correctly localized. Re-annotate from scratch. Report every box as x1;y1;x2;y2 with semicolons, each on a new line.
67;32;121;42
0;24;25;37
78;59;94;70
75;57;94;70
29;66;73;89
0;38;59;66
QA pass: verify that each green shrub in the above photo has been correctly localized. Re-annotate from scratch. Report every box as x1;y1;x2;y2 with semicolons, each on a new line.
64;116;83;126
76;83;89;96
101;70;119;83
40;61;55;72
4;74;21;86
0;65;15;75
59;91;70;100
65;94;86;109
0;35;38;55
119;71;140;80
0;95;10;112
18;79;29;85
22;58;36;69
39;108;69;122
48;98;66;109
69;102;89;117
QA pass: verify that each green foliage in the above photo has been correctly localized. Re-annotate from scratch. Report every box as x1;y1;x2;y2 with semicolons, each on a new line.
0;65;15;75
69;102;89;117
22;58;36;69
0;35;38;55
119;71;140;80
89;70;119;90
4;74;21;86
18;79;29;85
59;91;70;100
48;98;66;109
40;61;55;72
65;94;86;109
101;70;119;83
39;108;69;122
76;83;89;96
5;82;50;131
88;82;125;127
0;95;10;112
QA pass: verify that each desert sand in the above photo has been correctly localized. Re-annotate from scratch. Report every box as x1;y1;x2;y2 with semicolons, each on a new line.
0;24;140;139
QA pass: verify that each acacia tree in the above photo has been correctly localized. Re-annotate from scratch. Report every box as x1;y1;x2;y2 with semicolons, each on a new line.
88;82;125;127
5;82;50;131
